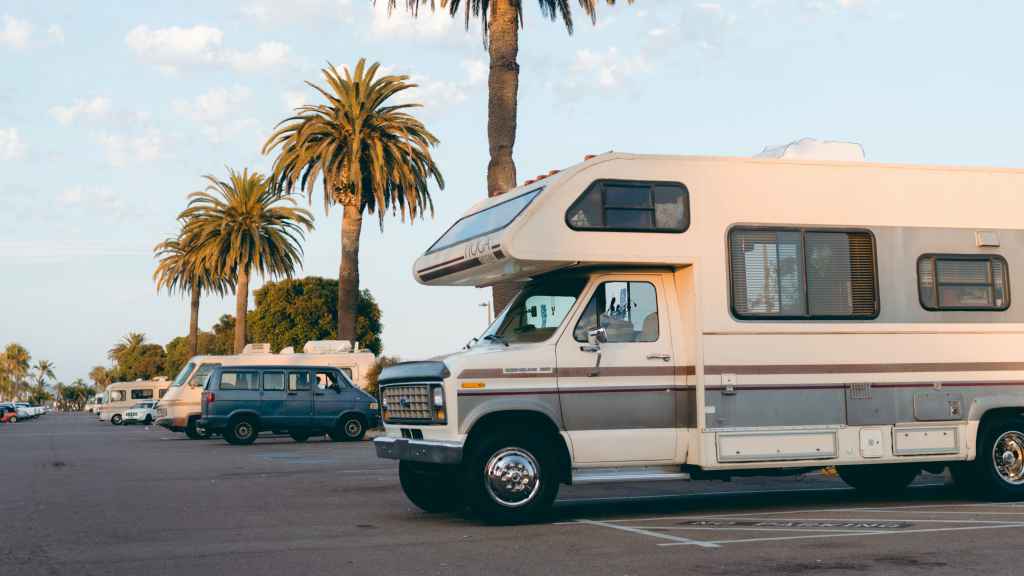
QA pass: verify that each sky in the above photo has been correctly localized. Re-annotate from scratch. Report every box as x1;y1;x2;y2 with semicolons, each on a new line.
2;0;1024;385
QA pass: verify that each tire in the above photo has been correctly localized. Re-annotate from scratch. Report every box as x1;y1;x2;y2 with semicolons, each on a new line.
184;418;212;440
836;464;919;496
289;431;311;443
9;416;16;424
110;414;123;426
144;415;153;425
399;461;460;513
961;415;1024;500
224;417;258;446
330;415;366;442
460;431;560;524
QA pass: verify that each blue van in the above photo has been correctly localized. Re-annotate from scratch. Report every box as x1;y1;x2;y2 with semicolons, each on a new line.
199;365;380;445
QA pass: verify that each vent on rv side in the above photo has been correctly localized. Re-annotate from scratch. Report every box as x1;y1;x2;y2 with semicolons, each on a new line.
755;138;865;162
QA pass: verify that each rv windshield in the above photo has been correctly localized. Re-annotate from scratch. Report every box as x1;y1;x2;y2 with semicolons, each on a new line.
481;277;587;345
171;362;195;388
427;188;542;253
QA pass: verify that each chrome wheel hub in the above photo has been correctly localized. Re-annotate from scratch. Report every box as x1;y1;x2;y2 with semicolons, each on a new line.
484;448;541;508
993;431;1024;485
346;420;361;436
237;422;253;438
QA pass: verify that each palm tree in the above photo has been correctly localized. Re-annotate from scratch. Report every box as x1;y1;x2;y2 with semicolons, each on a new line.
88;366;113;391
263;60;444;342
108;332;146;364
154;229;234;356
34;359;55;384
181;168;314;353
2;343;31;401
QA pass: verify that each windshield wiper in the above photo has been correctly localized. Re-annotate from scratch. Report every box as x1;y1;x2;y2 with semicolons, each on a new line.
482;334;509;347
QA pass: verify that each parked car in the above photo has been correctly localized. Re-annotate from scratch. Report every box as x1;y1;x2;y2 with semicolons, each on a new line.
123;401;158;425
199;365;380;446
13;403;36;420
0;404;18;423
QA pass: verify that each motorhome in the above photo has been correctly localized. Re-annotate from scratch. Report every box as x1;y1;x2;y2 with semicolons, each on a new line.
84;391;106;414
375;147;1024;523
99;378;171;425
155;341;376;439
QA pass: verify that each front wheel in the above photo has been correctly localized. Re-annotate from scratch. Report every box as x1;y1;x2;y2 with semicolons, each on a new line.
110;414;123;426
460;432;560;524
836;464;919;496
960;415;1024;500
224;417;258;446
143;415;153;425
329;416;365;442
185;418;212;440
399;461;460;513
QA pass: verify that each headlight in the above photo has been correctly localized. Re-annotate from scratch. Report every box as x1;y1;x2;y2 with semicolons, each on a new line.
432;386;445;408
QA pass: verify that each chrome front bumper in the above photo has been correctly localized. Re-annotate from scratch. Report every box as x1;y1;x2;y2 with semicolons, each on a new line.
373;437;463;464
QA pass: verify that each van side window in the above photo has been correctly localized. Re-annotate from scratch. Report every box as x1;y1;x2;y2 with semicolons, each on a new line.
220;371;258;391
315;371;345;390
131;389;154;400
263;372;285;391
288;372;311;391
574;281;659;343
918;254;1010;311
566;180;689;233
338;367;353;381
729;227;879;320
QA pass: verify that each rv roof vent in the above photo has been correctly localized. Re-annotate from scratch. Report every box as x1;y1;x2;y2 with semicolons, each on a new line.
280;346;295;354
303;340;353;354
755;138;865;162
242;343;272;354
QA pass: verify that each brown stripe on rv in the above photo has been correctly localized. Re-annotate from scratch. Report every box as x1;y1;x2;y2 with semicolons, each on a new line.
457;365;696;379
704;361;1024;375
418;257;483;282
416;254;466;273
458;385;694;397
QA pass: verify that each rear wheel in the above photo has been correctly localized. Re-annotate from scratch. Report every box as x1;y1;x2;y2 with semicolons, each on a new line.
110;414;123;426
224;417;258;446
9;416;16;424
399;461;459;513
460;431;560;524
961;415;1024;500
329;416;365;442
836;464;919;496
143;415;153;425
289;431;310;443
184;418;211;440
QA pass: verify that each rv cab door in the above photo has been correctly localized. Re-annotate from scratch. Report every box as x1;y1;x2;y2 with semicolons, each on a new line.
556;274;677;463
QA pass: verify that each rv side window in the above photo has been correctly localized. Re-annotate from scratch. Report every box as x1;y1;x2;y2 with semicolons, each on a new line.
918;254;1010;311
574;281;660;343
566;180;689;233
729;227;879;320
131;389;154;400
109;390;126;402
219;371;259;391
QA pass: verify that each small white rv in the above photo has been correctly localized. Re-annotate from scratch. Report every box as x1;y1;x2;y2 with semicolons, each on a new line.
375;146;1024;522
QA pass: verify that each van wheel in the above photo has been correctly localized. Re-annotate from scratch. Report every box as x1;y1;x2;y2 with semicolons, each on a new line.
399;461;459;513
289;431;310;443
185;418;211;440
460;431;559;524
963;415;1024;500
225;417;258;446
143;415;153;425
836;464;919;496
110;414;123;426
330;416;365;441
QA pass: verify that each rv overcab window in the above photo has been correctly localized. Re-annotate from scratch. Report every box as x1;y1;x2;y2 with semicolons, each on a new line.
566;180;689;232
918;254;1010;311
729;227;879;320
427;188;542;253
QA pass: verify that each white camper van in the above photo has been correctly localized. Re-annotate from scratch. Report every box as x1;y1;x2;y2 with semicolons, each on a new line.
155;341;376;439
375;149;1024;522
99;378;171;425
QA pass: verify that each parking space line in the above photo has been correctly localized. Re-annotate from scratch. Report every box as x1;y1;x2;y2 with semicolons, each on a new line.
646;516;1024;525
637;526;882;534
575;519;721;549
658;522;1024;547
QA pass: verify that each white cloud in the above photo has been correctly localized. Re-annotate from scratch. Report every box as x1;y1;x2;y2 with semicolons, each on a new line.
392;60;488;117
569;47;652;89
95;130;164;167
0;14;31;50
0;127;25;160
57;186;84;206
371;2;466;42
47;24;64;44
680;3;735;52
462;58;487;86
282;90;308;111
173;86;257;143
125;24;292;73
221;41;291;72
49;96;112;125
242;0;354;25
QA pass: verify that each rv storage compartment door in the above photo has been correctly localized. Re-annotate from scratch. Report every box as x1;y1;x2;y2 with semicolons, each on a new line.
892;426;959;456
716;430;837;463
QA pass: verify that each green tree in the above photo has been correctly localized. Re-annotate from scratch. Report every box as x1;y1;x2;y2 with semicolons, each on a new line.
108;333;166;381
2;343;31;400
163;328;233;379
27;383;52;406
181;168;314;353
61;379;93;412
364;355;400;398
263;59;443;345
33;359;55;386
249;277;383;355
154;228;234;356
88;366;113;391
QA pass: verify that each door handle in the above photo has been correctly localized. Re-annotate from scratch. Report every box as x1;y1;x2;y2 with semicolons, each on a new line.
287;392;297;396
314;392;325;396
646;353;671;361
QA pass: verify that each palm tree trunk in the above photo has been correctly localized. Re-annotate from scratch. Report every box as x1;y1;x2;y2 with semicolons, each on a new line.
488;0;521;312
338;203;363;343
188;287;200;356
234;267;249;354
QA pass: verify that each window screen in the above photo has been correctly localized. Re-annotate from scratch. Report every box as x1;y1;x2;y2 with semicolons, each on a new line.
730;227;878;319
219;371;258;391
918;255;1009;311
566;180;689;232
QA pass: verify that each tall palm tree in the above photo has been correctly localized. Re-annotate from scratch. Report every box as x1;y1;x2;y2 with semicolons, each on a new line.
89;365;112;391
380;0;629;309
3;343;31;401
108;332;146;364
34;359;55;383
263;60;443;342
154;230;234;356
181;168;314;353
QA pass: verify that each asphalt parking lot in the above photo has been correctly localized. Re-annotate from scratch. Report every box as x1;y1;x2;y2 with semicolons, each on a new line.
5;414;1023;576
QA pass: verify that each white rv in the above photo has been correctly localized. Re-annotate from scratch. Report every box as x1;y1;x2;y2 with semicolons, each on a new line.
375;149;1024;523
99;378;171;425
155;341;376;439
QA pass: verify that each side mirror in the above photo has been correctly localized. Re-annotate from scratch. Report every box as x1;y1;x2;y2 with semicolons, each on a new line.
587;328;608;346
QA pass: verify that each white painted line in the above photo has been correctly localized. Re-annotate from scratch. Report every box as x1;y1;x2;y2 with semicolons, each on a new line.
559;485;855;507
575;519;720;549
649;516;1024;525
637;526;882;534
658;522;1024;547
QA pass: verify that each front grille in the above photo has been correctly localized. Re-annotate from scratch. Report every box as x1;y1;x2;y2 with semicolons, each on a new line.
382;383;434;423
